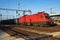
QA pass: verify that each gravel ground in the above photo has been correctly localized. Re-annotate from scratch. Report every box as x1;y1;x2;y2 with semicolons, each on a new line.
0;25;60;40
0;29;24;40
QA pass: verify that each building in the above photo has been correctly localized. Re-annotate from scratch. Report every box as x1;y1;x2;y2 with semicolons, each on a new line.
50;13;60;25
50;14;60;20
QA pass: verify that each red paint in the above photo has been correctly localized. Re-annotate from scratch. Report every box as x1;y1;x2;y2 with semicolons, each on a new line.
19;12;52;23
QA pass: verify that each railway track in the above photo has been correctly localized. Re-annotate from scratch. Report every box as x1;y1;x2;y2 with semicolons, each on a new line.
1;24;60;33
0;25;53;40
20;25;60;32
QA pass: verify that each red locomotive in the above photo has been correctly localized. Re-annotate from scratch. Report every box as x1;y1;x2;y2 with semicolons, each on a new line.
0;11;54;26
19;12;53;26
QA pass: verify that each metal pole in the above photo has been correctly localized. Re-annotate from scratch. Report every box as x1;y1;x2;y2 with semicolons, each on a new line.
28;10;32;25
16;11;18;24
50;8;52;14
18;0;20;18
23;11;26;25
0;14;2;24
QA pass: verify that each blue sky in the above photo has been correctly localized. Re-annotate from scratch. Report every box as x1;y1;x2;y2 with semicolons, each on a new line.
20;0;60;13
0;0;60;15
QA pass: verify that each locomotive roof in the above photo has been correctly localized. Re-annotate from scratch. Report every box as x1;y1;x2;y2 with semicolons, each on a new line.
21;12;48;17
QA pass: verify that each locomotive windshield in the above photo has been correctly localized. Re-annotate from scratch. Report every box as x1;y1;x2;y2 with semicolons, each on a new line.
45;13;50;18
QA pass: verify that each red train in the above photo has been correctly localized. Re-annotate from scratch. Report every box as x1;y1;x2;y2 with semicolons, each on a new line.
19;12;54;26
0;11;54;26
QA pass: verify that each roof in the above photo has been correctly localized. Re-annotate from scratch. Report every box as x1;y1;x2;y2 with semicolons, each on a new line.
50;14;60;17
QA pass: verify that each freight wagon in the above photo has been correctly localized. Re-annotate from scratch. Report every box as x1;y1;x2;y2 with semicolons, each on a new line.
0;18;19;24
19;12;54;26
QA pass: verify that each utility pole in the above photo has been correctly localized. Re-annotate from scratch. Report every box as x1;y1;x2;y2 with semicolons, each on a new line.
22;10;32;25
16;0;20;24
50;8;52;14
28;10;32;25
0;14;2;24
17;0;20;17
18;0;20;10
28;10;32;15
0;10;1;21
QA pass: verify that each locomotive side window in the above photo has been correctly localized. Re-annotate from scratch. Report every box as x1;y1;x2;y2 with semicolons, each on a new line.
45;14;50;18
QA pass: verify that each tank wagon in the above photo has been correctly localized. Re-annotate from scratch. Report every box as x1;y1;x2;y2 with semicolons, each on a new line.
19;12;54;26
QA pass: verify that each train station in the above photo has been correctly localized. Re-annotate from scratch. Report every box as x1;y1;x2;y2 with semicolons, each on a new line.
0;0;60;40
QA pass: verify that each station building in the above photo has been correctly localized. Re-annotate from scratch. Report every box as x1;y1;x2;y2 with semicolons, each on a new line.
50;13;60;24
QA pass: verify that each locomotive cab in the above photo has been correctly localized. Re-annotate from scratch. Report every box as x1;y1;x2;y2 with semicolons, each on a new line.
44;13;54;26
19;12;54;26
